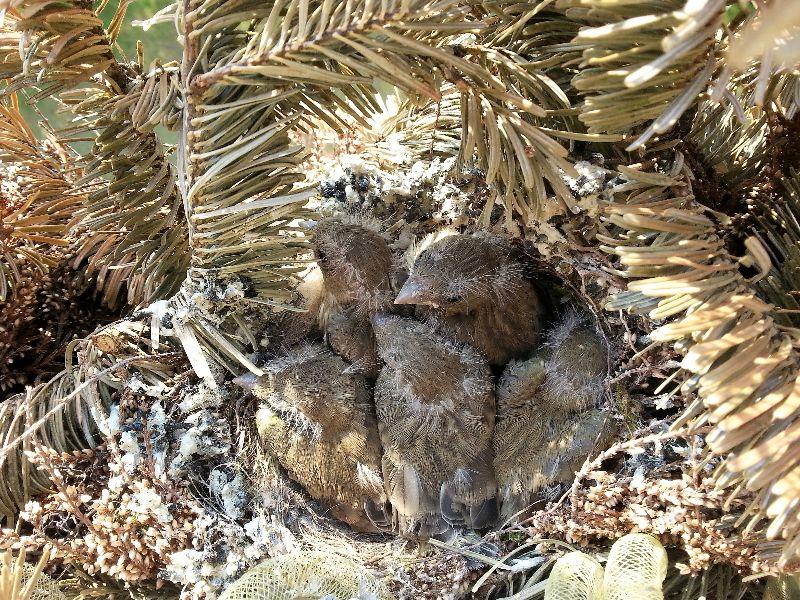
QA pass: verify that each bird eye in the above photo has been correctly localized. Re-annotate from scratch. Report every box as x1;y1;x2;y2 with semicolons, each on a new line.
315;248;327;263
445;294;462;304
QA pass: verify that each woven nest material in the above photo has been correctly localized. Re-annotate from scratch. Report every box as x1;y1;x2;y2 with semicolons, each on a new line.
218;551;388;600
763;575;800;600
0;550;67;600
604;534;668;600
544;534;668;600
17;563;67;600
544;552;604;600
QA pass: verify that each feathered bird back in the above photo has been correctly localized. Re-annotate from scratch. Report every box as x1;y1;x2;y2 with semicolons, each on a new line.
495;312;613;521
371;313;497;534
236;345;386;531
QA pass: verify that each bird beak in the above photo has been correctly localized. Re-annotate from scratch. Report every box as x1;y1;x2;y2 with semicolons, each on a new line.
394;278;437;307
233;372;258;390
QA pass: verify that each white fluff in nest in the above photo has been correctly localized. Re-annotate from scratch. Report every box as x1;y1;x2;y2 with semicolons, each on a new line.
210;469;248;520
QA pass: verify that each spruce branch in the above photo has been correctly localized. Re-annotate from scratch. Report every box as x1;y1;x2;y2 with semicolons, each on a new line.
0;95;81;300
0;2;191;309
0;1;119;99
63;72;188;308
557;0;724;150
602;155;800;567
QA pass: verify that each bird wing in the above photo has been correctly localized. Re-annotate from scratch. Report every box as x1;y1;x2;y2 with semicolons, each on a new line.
381;451;444;535
543;408;612;485
497;356;547;409
497;408;611;523
375;371;456;534
440;446;498;529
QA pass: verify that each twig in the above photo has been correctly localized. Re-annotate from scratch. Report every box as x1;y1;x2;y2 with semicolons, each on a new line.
544;421;711;514
426;538;514;571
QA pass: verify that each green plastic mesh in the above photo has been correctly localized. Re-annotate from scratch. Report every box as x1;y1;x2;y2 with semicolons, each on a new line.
544;551;604;600
218;551;386;600
603;534;668;600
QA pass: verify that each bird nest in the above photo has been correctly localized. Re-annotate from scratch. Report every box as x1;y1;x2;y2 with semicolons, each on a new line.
3;143;798;600
3;0;800;598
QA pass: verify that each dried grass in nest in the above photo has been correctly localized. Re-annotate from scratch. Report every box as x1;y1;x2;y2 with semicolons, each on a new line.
233;419;505;599
525;426;776;576
0;375;103;523
280;524;511;600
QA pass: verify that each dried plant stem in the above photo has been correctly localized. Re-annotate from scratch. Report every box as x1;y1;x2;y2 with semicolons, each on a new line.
546;422;713;514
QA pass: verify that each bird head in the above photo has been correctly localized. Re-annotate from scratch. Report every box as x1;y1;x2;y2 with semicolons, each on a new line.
235;367;318;413
545;311;608;380
311;217;394;313
395;233;519;313
372;313;459;395
311;217;347;264
234;347;363;433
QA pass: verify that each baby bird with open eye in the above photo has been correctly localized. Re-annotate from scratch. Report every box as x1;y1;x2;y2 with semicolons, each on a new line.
235;345;387;532
394;232;542;366
370;313;497;537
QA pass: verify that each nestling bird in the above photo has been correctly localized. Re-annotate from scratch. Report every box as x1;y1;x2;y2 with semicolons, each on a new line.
538;311;609;413
322;305;381;378
312;216;395;315
494;312;613;521
370;313;497;536
234;345;387;532
311;217;397;376
394;231;542;365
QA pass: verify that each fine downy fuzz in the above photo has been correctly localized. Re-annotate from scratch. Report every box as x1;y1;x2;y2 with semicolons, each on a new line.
312;217;399;378
395;232;542;365
235;345;386;532
371;313;497;535
494;313;614;521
